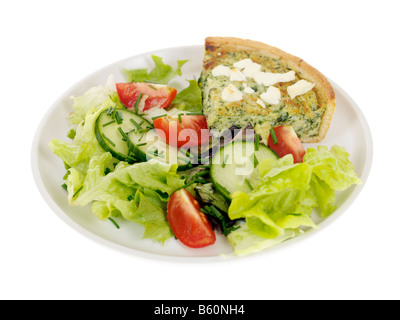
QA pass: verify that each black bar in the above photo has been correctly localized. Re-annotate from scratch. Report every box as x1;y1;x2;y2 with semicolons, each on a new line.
135;300;265;319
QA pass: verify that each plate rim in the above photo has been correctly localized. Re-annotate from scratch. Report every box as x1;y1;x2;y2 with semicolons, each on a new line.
31;45;374;263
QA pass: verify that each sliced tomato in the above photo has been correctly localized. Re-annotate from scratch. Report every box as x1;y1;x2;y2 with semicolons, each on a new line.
167;189;216;248
153;115;211;148
268;125;306;163
116;82;177;111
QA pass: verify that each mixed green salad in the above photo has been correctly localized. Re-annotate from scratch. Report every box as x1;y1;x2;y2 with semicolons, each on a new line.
49;56;361;256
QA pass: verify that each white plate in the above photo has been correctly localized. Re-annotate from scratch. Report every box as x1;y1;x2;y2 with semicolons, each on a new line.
31;45;373;262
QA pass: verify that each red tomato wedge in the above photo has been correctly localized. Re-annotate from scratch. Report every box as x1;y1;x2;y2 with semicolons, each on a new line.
116;82;177;111
153;115;211;148
167;189;216;248
268;125;306;163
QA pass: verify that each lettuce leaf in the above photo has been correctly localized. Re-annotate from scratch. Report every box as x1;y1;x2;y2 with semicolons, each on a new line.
227;146;361;255
226;222;300;256
50;101;116;175
67;157;184;244
69;75;120;126
49;76;185;244
124;55;187;84
309;174;337;218
304;145;362;217
304;145;362;191
229;155;318;239
169;79;203;113
52;135;184;244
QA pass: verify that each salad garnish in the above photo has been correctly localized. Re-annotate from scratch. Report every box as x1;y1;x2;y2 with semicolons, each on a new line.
49;55;361;256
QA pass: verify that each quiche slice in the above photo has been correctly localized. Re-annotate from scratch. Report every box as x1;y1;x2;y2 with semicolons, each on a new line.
199;37;336;143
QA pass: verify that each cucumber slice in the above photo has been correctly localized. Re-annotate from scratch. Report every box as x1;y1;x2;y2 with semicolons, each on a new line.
95;108;152;162
127;128;194;170
210;140;278;199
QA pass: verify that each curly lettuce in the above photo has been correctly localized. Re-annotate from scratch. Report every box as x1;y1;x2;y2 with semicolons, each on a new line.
69;75;121;126
227;146;361;255
169;79;203;113
49;74;186;244
123;55;187;85
67;156;184;244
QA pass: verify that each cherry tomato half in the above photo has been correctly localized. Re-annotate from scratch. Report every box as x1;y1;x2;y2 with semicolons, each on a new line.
268;125;306;163
167;189;216;248
153;115;210;148
116;82;177;111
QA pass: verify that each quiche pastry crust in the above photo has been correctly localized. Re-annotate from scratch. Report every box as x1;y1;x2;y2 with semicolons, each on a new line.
200;37;336;143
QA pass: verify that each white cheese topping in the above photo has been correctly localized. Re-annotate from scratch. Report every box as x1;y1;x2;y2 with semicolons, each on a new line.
256;99;266;108
244;87;255;94
260;86;281;105
253;70;295;86
253;72;276;86
230;68;247;81
232;59;295;86
212;65;231;77
275;70;296;83
234;59;263;78
242;62;262;78
221;84;243;102
287;80;315;99
212;65;246;82
213;59;307;103
233;58;254;70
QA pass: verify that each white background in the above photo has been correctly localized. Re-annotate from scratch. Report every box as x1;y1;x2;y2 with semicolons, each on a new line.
1;0;399;300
